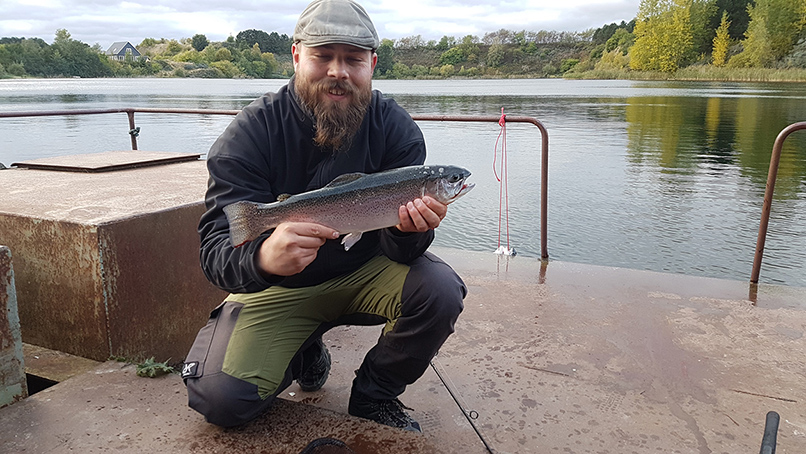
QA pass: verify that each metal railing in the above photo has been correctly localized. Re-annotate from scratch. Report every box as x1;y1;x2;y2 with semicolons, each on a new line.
0;107;550;260
751;121;806;284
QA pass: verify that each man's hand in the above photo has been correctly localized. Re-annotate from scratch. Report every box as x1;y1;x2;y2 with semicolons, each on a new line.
256;222;339;276
396;196;448;233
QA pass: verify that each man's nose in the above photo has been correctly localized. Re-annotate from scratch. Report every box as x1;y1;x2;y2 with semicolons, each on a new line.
327;59;348;79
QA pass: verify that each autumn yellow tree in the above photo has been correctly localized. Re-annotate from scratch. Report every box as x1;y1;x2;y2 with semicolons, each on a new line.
630;0;695;72
712;12;731;66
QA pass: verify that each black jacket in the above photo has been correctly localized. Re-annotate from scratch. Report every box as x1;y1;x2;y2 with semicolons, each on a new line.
199;79;433;293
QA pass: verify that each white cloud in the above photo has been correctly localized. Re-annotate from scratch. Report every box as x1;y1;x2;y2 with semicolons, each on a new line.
0;19;38;34
0;0;640;45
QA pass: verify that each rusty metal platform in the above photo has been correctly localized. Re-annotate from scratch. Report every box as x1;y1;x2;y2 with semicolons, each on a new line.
0;158;226;362
1;247;804;454
11;150;201;172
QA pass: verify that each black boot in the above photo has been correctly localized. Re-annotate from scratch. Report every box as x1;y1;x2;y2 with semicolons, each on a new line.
297;337;331;392
348;383;421;433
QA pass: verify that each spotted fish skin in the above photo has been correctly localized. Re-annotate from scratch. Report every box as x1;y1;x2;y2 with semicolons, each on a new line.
223;165;474;250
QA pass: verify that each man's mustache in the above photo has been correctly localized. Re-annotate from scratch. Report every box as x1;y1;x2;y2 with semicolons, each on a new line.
314;79;356;97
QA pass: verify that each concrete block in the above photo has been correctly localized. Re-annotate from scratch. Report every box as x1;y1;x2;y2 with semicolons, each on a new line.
0;246;27;408
0;153;227;362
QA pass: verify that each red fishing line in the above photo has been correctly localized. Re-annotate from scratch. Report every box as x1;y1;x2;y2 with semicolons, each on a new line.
492;107;513;254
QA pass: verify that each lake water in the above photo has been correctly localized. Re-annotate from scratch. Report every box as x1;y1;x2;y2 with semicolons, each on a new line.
1;78;805;287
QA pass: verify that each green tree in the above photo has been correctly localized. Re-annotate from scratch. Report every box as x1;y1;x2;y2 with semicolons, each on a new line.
173;49;204;63
374;38;394;76
164;40;184;56
439;46;466;65
486;43;506;67
215;48;232;62
50;29;112;77
436;35;457;51
689;0;719;56
728;0;803;67
712;11;731;66
560;58;580;72
712;0;752;41
265;32;292;54
605;28;635;54
395;35;426;49
390;62;411;78
211;60;241;77
8;62;26;76
237;29;271;52
191;34;209;51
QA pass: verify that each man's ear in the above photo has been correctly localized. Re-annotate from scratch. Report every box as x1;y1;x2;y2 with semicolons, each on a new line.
371;52;378;71
292;43;301;70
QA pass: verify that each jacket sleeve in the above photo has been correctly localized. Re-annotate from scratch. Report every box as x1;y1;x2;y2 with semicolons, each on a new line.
198;111;282;294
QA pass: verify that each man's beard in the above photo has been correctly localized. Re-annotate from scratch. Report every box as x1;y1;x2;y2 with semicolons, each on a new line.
295;74;372;153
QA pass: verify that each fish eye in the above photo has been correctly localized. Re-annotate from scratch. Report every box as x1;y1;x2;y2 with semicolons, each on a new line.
448;174;461;183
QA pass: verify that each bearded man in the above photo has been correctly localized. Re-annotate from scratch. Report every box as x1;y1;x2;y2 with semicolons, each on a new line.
183;0;467;432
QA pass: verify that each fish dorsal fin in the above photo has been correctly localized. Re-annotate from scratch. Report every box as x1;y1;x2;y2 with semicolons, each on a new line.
325;172;365;188
276;193;292;202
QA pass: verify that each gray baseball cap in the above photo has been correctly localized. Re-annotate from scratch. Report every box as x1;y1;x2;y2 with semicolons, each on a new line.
293;0;380;51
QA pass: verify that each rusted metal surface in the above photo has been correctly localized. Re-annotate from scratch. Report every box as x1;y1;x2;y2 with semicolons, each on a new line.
751;121;806;284
0;246;27;408
99;205;227;361
0;217;110;359
0;161;226;361
12;150;201;173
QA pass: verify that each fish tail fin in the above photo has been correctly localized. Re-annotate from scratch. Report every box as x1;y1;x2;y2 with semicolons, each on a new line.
223;201;265;247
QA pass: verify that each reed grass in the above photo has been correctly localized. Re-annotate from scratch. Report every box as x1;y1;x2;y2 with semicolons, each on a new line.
565;66;806;82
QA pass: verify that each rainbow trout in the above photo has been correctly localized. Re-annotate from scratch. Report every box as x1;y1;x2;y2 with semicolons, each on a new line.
224;165;474;250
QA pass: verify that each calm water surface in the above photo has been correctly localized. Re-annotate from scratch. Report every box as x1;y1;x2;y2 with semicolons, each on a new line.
1;78;805;287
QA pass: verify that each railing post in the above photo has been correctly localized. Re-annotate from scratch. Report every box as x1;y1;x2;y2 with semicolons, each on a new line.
751;121;806;283
126;110;138;150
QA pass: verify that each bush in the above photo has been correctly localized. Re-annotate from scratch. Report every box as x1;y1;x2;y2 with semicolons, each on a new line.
187;67;224;78
560;58;579;73
173;50;204;63
595;49;630;71
8;62;26;76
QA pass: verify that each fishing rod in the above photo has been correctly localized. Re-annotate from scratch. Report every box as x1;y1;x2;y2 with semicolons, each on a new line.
759;411;779;454
429;358;496;454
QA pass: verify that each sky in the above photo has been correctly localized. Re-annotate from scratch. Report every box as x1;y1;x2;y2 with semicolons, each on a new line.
0;0;641;49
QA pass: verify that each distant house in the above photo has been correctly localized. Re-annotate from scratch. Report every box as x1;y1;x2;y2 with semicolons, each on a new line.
106;41;142;61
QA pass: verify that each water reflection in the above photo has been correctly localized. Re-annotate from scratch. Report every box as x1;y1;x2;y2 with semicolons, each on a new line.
0;78;804;287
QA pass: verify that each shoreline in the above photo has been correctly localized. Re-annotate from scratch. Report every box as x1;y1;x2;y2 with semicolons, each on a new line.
4;67;806;83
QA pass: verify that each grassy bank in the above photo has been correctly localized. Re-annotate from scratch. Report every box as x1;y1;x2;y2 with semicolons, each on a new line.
565;66;806;82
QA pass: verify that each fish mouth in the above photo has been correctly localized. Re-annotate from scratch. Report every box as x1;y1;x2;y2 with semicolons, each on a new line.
451;181;475;201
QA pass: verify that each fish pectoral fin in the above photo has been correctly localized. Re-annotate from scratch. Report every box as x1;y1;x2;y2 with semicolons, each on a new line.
341;232;364;251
